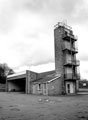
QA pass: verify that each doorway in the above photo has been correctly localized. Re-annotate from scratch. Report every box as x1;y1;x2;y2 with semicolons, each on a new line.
7;78;26;93
67;84;70;93
66;82;74;94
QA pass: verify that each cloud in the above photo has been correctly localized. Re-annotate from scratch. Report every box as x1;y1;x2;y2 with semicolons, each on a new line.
0;0;88;79
80;61;88;79
0;0;86;33
0;0;87;34
30;62;55;73
79;54;88;62
0;7;54;70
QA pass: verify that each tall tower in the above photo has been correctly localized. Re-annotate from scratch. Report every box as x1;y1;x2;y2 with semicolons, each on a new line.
54;22;80;94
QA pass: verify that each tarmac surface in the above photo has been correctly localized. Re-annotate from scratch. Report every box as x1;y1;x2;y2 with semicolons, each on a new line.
0;92;88;120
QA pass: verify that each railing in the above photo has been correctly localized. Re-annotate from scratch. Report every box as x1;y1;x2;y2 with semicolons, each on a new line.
75;60;80;66
54;22;72;30
62;44;78;53
63;33;77;41
64;59;80;66
74;35;78;40
64;73;80;80
72;47;78;53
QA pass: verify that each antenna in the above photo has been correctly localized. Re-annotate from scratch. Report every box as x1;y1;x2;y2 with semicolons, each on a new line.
54;20;72;30
62;20;67;26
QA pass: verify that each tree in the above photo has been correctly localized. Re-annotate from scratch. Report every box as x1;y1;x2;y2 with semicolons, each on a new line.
8;69;14;75
0;63;15;83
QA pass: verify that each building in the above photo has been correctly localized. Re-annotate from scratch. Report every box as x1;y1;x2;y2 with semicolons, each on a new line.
6;22;80;95
7;70;37;93
79;80;88;89
7;70;59;95
77;80;88;94
54;22;80;94
31;73;61;95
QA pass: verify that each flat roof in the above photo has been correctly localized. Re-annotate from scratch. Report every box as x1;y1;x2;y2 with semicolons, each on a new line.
7;71;27;80
7;71;26;78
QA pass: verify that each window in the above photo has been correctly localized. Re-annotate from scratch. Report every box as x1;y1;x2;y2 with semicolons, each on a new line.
38;84;41;90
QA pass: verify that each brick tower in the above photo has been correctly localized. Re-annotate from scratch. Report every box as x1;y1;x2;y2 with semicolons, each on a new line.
54;22;80;94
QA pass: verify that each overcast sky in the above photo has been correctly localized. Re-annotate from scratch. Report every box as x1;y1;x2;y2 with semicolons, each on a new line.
0;0;88;79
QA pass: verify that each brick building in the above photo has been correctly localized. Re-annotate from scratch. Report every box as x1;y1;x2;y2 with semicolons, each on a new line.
54;22;80;94
6;22;80;95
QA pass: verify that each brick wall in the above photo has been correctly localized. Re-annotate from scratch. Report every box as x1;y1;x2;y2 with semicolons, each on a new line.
30;71;38;82
48;78;62;95
54;26;65;94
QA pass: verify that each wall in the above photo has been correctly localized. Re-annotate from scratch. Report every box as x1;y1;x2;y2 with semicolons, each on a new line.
32;83;43;95
26;70;38;94
64;41;71;50
48;78;62;95
0;84;6;92
54;26;64;94
30;71;38;81
66;53;72;61
65;67;72;74
31;78;63;96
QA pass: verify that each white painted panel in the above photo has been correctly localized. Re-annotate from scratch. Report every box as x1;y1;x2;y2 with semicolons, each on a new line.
65;67;72;73
64;41;71;50
66;54;72;61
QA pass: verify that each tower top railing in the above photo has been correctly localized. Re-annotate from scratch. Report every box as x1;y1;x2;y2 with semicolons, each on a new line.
54;22;72;31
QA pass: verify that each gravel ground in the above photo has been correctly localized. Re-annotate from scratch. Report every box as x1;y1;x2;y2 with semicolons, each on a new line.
0;92;88;120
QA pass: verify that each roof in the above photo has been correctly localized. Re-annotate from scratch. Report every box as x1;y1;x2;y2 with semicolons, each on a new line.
7;71;27;80
7;71;26;78
37;70;55;79
32;73;61;84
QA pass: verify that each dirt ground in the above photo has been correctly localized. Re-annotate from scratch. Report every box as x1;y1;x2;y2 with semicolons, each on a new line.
0;92;88;120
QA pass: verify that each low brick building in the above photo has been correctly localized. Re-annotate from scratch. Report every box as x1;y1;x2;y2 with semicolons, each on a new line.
7;70;57;95
31;74;61;95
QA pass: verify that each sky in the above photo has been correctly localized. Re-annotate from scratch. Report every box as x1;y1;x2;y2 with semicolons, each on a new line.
0;0;88;79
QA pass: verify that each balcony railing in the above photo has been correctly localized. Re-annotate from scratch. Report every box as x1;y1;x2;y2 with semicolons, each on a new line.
72;47;78;53
54;22;72;30
63;33;77;41
62;44;78;53
64;60;80;66
64;73;80;80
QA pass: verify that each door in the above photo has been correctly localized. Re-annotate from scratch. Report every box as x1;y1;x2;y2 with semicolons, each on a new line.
67;84;70;93
66;82;74;94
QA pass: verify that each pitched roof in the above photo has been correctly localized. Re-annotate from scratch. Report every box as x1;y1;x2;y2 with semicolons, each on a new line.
32;73;61;83
37;70;55;78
